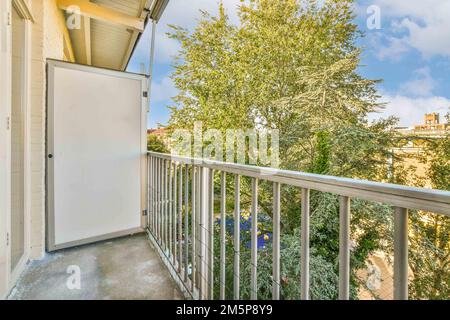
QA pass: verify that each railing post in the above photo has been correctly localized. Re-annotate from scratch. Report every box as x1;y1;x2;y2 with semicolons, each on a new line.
153;157;159;235
196;166;201;292
160;159;163;245
169;160;173;258
178;164;183;273
173;162;177;264
191;166;196;291
208;169;215;299
184;164;189;282
272;182;281;300
219;172;226;300
339;196;350;300
301;188;310;300
163;159;168;251
157;158;161;242
146;154;153;231
152;156;156;234
161;159;165;247
199;167;209;300
234;175;241;300
251;178;258;300
394;207;408;300
166;160;170;252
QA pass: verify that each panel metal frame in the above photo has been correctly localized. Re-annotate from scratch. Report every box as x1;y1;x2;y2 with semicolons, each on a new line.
46;59;148;251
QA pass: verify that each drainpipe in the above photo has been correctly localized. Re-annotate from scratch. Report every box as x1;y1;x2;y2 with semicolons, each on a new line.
147;19;157;113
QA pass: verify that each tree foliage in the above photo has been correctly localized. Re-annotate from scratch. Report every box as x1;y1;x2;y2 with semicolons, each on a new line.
147;134;168;153
408;112;449;300
167;0;447;299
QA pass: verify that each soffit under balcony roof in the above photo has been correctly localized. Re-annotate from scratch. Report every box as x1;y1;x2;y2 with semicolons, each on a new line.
59;0;169;71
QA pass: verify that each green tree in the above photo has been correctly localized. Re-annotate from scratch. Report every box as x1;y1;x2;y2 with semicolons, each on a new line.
408;112;449;300
147;134;168;153
168;0;399;299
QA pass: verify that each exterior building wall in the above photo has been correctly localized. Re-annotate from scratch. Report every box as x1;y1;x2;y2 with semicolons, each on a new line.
0;0;13;300
29;0;69;259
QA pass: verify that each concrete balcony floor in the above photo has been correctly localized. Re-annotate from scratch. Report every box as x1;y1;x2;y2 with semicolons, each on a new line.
9;234;183;300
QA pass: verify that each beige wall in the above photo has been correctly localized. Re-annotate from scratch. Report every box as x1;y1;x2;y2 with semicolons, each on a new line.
0;0;71;297
29;0;70;259
0;0;13;300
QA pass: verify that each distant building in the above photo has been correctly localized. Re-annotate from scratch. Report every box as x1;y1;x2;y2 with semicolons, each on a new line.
147;128;168;138
414;113;449;131
392;113;448;188
395;112;449;137
147;128;170;148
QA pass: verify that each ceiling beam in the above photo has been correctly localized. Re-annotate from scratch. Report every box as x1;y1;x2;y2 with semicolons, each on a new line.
120;0;154;70
57;0;145;32
120;0;170;71
66;15;92;65
56;3;76;62
83;16;91;65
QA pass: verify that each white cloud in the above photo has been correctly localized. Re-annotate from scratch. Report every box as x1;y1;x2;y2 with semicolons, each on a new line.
372;0;450;58
151;76;177;104
399;67;435;97
369;94;450;126
375;36;410;61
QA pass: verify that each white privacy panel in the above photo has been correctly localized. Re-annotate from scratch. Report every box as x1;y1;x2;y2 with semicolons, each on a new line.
47;60;147;251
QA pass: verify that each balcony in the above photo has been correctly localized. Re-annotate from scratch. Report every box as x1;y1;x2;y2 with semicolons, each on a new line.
7;151;450;300
145;151;450;300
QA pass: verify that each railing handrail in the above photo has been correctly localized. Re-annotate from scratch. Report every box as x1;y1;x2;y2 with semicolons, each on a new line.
147;151;450;216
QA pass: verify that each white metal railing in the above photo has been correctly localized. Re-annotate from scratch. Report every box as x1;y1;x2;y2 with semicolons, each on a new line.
146;151;450;300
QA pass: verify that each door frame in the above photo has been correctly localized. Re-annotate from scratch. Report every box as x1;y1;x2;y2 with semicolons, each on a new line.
0;0;13;300
46;59;148;251
9;1;32;287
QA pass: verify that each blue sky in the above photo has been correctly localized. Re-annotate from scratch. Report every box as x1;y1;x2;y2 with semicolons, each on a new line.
127;0;450;128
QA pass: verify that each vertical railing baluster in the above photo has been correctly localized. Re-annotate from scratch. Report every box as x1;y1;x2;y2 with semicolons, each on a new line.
151;156;154;231
196;166;201;291
339;196;350;300
162;159;166;246
169;160;173;258
153;157;157;236
208;169;215;299
250;178;259;300
157;158;161;242
163;159;167;251
191;166;197;291
146;154;152;231
394;207;408;300
184;164;189;282
234;175;240;300
159;158;163;245
160;159;164;246
156;158;159;240
301;188;310;300
178;164;183;273
149;154;152;230
219;172;226;300
272;182;281;300
173;162;177;264
199;167;211;300
166;160;170;252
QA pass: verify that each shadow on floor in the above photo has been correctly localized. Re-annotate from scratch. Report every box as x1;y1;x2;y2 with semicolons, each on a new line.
9;233;183;300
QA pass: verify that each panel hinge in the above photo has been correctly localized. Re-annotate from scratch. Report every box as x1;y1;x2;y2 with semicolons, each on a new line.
6;233;9;246
142;209;148;216
6;116;10;130
143;91;148;98
7;12;12;26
